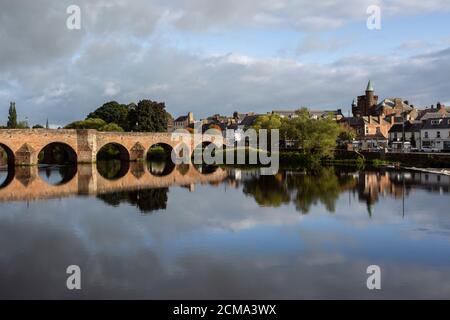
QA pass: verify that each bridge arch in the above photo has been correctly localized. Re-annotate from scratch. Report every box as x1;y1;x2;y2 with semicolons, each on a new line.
147;143;175;176
192;141;226;165
0;143;15;168
38;142;78;164
97;142;130;161
147;143;173;161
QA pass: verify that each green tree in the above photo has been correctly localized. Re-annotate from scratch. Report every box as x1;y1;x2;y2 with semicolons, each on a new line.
100;122;124;132
127;100;169;132
46;119;49;129
87;101;129;131
280;108;340;158
65;118;124;131
33;124;44;129
16;121;29;129
7;102;17;128
338;123;356;143
65;118;107;130
252;114;283;131
252;114;283;147
309;116;341;158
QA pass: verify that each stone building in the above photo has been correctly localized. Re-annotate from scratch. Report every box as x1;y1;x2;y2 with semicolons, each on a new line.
170;112;195;132
352;81;416;120
352;81;379;117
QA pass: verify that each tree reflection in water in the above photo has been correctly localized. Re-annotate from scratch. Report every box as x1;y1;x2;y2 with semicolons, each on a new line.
97;188;168;214
242;172;290;207
97;160;130;180
242;167;357;214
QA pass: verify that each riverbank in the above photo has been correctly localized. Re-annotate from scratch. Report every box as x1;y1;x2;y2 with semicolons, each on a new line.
359;150;450;169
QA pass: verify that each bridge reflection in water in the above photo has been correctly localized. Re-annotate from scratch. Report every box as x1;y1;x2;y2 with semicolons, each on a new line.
1;163;449;216
0;161;227;203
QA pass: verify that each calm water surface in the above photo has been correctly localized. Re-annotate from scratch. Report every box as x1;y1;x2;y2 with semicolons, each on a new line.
0;161;450;299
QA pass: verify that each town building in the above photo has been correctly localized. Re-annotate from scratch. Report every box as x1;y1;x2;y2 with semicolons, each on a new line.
352;80;379;117
420;117;450;152
271;110;298;119
352;81;418;120
170;112;195;132
388;121;422;151
310;109;344;121
417;102;450;121
342;80;420;150
271;109;344;121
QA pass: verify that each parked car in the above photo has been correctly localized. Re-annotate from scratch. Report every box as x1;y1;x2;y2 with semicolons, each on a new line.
421;147;441;153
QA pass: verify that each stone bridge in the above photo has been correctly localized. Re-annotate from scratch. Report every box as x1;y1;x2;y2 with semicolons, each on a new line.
0;129;226;166
0;163;228;202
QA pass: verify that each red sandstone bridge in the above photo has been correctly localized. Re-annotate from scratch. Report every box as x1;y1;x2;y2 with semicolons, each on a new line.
0;129;225;166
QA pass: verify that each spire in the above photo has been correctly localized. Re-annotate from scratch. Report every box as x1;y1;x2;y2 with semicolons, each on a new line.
366;80;374;92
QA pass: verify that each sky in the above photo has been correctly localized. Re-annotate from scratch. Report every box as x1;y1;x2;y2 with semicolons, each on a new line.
0;0;450;127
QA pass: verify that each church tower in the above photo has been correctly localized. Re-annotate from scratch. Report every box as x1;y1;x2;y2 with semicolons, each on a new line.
365;80;375;115
354;80;379;117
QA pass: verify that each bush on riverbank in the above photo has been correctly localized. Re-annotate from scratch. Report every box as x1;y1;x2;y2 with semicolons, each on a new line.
147;146;169;160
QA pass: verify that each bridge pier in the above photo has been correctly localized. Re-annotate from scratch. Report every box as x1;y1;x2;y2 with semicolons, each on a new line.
15;143;38;166
77;164;98;195
15;166;38;186
76;130;98;163
130;142;146;161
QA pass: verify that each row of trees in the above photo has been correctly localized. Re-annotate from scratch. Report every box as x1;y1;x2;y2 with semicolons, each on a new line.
251;108;354;158
65;100;172;132
2;102;49;129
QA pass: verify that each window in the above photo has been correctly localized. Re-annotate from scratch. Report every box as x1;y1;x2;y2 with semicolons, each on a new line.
376;127;381;134
431;119;442;125
365;126;369;134
424;131;429;138
437;131;441;138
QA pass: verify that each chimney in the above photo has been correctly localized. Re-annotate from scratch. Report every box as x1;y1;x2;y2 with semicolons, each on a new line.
188;112;194;124
368;115;372;124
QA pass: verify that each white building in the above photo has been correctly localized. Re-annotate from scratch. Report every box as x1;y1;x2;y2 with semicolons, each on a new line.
420;118;450;152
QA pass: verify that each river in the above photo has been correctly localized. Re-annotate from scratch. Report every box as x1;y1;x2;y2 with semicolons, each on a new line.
0;161;449;299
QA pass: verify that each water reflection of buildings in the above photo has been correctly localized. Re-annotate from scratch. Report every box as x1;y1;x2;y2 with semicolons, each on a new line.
352;170;450;207
225;167;450;215
343;169;450;216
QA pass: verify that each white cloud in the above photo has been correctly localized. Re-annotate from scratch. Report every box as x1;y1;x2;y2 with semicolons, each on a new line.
103;82;120;97
1;0;450;125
